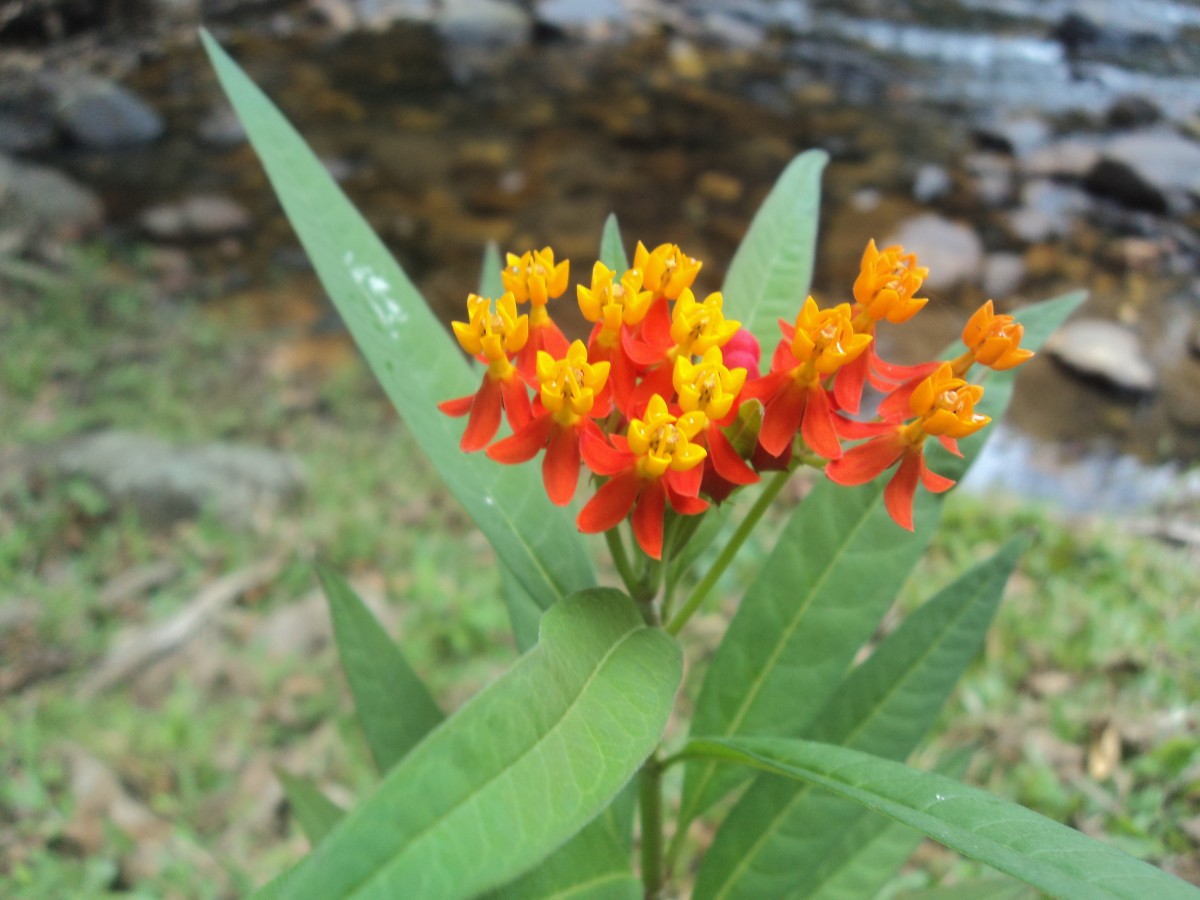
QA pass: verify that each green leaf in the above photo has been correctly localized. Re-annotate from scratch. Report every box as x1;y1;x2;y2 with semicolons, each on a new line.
682;738;1200;900
277;772;345;847
256;589;681;899
697;539;1028;898
676;291;1084;835
500;561;542;653
722;150;828;352
600;214;630;273
489;801;640;900
318;567;443;772
895;877;1036;900
201;31;594;613
480;242;505;297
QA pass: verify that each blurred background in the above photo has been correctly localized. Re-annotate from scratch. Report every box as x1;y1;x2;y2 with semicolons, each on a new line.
2;1;1199;896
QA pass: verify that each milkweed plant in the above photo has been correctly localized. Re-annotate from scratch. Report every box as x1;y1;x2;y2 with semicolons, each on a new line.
202;31;1199;900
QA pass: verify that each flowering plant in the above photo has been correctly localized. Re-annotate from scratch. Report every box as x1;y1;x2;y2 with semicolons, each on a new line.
204;31;1198;900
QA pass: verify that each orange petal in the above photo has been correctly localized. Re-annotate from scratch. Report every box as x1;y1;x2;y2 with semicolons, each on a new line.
801;385;842;460
461;377;504;452
542;427;582;506
631;478;666;560
833;352;869;415
501;377;532;431
707;426;759;486
580;429;633;476
438;394;474;418
577;471;641;534
759;380;806;458
883;451;922;531
919;456;956;493
487;413;554;464
826;433;905;486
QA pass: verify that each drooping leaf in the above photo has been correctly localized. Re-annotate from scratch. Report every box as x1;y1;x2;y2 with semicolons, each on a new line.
256;589;681;899
318;567;443;772
676;292;1084;839
201;31;594;614
277;772;345;847
722;150;828;352
600;214;630;273
683;738;1199;900
697;539;1028;898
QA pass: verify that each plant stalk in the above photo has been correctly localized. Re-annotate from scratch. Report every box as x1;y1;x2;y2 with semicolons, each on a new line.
639;754;664;899
664;469;791;635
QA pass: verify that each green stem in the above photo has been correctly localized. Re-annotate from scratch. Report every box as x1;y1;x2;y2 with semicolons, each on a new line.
664;469;791;636
639;755;664;899
605;526;639;596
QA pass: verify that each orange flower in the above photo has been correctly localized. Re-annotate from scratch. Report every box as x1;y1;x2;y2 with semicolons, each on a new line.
633;242;702;301
674;348;758;492
438;292;532;451
826;363;989;529
577;394;708;559
742;297;872;460
503;248;570;376
487;341;611;505
952;300;1035;375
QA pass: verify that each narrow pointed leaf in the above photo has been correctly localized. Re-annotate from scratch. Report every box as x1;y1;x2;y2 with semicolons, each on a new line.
277;772;346;847
683;738;1199;900
319;567;443;771
256;589;681;899
697;539;1028;898
894;878;1035;900
480;241;505;297
677;292;1084;835
723;150;828;351
500;561;543;653
201;32;594;613
600;214;630;273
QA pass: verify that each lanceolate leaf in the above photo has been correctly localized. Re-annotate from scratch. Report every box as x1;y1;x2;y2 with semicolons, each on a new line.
683;738;1200;900
600;214;630;273
723;150;828;352
480;241;505;298
676;292;1084;838
256;590;681;899
318;567;443;772
202;32;594;613
696;539;1028;898
500;562;543;653
277;772;346;847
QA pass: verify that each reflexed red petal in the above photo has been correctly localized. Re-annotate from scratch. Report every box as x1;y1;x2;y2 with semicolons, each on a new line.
759;381;806;458
937;434;962;457
438;394;474;417
883;451;922;531
833;353;869;415
701;466;737;504
801;386;842;460
740;370;789;405
461;377;503;452
487;413;554;464
666;483;708;516
919;456;956;493
877;376;923;422
631;478;666;559
628;366;674;420
834;413;896;440
580;429;633;476
641;296;673;347
501;377;532;431
873;357;939;382
707;426;759;486
543;427;582;505
771;339;797;373
577;471;641;534
826;434;905;486
667;463;703;498
752;438;792;472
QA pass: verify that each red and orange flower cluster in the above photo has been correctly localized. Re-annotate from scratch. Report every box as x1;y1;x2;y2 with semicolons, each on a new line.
439;241;1033;558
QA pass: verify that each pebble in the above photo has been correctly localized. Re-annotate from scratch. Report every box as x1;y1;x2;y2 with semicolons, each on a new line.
1085;127;1200;214
1045;319;1157;394
139;194;251;240
49;74;164;149
982;252;1026;298
912;163;951;204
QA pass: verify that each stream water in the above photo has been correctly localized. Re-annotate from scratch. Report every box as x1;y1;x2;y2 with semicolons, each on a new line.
22;0;1200;511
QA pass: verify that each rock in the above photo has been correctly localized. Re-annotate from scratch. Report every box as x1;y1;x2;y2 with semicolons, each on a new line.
196;105;245;148
139;194;250;240
435;0;531;44
1007;179;1090;243
973;115;1050;158
1084;128;1200;214
912;163;951;204
49;74;164;150
964;152;1013;207
1106;94;1161;130
536;0;631;40
1022;135;1103;179
51;431;306;529
982;252;1025;298
0;109;56;154
0;154;103;244
1045;319;1157;394
885;213;984;290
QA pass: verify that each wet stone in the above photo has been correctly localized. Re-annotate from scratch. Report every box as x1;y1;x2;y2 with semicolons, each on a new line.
139;194;251;240
1021;135;1103;179
1085;128;1200;214
973;114;1050;158
983;252;1026;298
50;74;164;150
886;213;983;291
1007;179;1090;243
1045;319;1158;395
197;104;246;148
912;163;951;204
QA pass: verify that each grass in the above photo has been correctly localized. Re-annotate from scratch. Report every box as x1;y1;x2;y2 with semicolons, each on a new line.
1;247;1197;896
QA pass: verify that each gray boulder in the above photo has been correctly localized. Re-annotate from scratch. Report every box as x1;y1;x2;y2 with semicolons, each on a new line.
50;74;164;150
1045;319;1157;394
